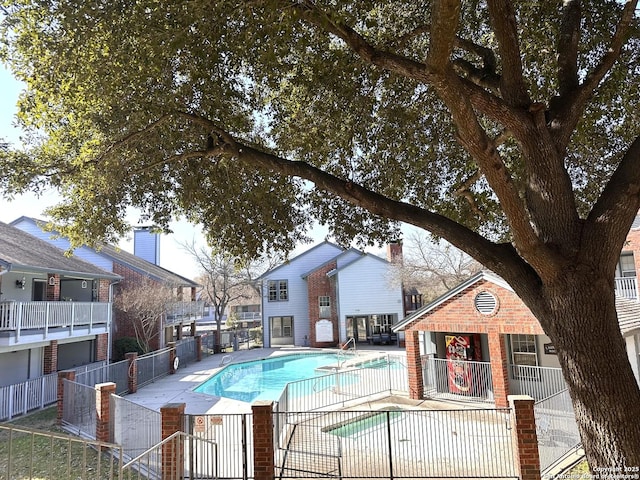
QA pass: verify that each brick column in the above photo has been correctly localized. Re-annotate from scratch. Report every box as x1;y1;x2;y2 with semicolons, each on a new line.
56;370;76;424
95;382;116;444
44;340;58;374
252;401;275;480
509;395;541;480
489;331;510;407
161;403;185;480
195;335;202;362
126;352;138;393
168;342;177;374
405;330;424;400
96;334;109;362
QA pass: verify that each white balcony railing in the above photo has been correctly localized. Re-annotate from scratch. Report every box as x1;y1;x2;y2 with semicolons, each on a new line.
165;301;206;325
614;277;638;300
234;311;262;321
0;301;111;340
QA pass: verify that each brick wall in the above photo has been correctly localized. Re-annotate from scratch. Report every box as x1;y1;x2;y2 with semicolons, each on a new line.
98;278;111;302
306;261;338;347
96;333;109;361
46;274;60;301
43;340;58;374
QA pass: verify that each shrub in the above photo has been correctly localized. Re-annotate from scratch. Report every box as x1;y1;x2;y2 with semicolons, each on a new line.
112;337;144;361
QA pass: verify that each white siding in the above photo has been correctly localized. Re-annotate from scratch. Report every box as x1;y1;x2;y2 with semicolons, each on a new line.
336;255;404;342
12;218;115;272
335;250;362;268
262;243;343;347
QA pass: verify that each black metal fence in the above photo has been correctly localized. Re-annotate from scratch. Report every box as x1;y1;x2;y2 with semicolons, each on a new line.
275;408;517;479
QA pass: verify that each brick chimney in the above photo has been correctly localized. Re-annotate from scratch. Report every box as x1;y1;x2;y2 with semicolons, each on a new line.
387;240;403;264
134;226;161;265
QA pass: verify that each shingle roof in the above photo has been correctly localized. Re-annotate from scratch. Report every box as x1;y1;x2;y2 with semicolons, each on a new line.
615;296;640;335
0;221;120;279
94;243;198;287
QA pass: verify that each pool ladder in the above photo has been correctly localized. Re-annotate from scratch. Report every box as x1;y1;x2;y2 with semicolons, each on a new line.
219;354;232;367
338;337;357;368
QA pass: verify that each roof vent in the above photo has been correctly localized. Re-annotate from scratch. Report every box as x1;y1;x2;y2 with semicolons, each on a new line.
475;291;497;315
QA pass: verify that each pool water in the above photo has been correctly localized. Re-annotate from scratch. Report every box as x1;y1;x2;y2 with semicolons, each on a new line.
194;353;343;403
323;409;403;438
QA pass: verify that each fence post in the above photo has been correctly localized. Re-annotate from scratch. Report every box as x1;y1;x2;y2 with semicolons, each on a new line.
168;342;177;374
508;394;542;480
252;400;275;480
95;382;116;444
161;403;185;480
126;352;138;393
56;370;76;425
195;335;202;362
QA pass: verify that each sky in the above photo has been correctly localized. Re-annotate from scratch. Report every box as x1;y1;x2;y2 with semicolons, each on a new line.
0;64;339;279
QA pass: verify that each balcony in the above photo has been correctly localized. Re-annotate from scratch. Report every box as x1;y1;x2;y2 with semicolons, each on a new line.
615;277;638;300
165;301;206;325
0;301;111;346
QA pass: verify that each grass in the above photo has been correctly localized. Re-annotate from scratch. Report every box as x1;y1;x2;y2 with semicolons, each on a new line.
0;407;121;480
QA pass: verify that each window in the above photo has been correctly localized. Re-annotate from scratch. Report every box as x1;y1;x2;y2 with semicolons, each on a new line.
319;296;331;318
618;253;636;277
268;280;288;301
271;316;293;338
511;334;539;379
370;314;396;334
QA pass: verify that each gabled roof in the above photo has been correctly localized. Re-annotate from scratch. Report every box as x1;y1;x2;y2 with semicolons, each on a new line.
10;216;197;287
258;241;345;280
392;268;640;338
392;270;512;332
326;250;391;278
0;221;120;279
301;247;363;279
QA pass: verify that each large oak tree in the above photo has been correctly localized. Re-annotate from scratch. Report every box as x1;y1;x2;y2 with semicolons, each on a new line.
1;0;640;468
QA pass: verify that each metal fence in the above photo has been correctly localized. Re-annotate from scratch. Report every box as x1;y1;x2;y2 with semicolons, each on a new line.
0;422;123;480
110;395;162;465
175;337;198;366
137;348;172;387
75;359;129;395
274;408;517;479
0;361;108;421
276;354;408;412
121;431;219;480
0;373;58;421
508;364;566;401
422;357;495;403
62;379;97;439
534;389;581;473
185;413;253;480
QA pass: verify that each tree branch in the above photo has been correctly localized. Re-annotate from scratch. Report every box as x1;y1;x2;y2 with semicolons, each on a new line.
486;0;530;106
557;0;581;96
586;135;640;267
550;0;638;152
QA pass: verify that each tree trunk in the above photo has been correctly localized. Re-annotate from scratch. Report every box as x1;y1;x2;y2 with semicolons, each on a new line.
524;271;640;468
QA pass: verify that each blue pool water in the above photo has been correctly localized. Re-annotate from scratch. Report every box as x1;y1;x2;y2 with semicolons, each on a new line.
194;353;343;403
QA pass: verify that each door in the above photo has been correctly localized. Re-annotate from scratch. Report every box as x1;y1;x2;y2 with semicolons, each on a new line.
347;317;369;342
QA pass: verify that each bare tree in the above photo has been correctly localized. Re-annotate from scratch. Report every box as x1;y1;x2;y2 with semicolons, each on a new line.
400;232;482;302
114;278;174;353
181;240;281;350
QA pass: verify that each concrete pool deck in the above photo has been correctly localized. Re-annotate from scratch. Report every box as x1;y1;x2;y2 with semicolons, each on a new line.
123;345;408;415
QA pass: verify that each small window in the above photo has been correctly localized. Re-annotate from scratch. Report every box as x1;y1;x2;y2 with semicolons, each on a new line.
474;291;497;315
268;280;288;302
511;334;539;379
319;296;331;317
618;253;636;278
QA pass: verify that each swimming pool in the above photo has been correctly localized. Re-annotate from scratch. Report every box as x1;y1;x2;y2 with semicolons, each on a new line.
194;353;344;403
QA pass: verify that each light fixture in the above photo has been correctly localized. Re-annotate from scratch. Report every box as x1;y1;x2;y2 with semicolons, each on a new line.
49;276;56;286
81;280;87;289
16;276;26;289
